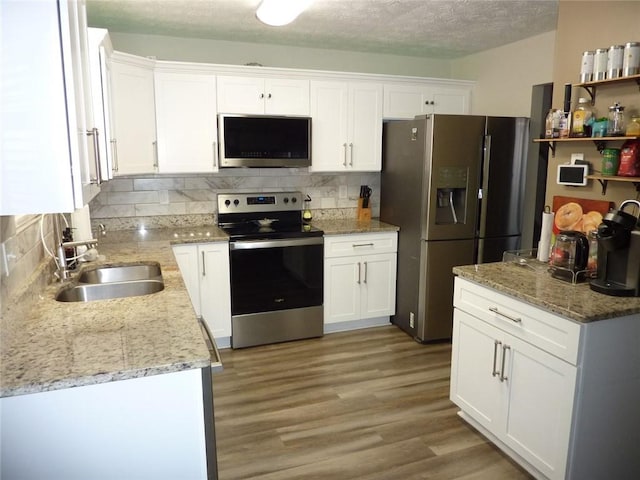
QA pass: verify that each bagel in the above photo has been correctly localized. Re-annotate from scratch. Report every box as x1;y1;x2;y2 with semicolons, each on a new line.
582;210;603;233
555;202;583;230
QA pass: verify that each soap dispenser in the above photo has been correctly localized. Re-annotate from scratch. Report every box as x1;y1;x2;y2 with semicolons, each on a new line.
303;194;313;223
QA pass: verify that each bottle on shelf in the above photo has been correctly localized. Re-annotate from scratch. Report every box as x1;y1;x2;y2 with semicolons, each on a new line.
571;98;595;137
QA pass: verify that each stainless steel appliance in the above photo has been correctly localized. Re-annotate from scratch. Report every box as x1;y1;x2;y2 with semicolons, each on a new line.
380;114;530;341
591;200;640;296
218;114;311;168
217;192;323;348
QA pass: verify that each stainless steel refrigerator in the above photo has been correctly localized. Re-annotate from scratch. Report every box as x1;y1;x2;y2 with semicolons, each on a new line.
380;114;530;342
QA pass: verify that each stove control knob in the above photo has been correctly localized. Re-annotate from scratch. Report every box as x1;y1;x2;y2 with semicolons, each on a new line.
224;199;231;207
291;197;297;203
283;197;289;204
233;199;239;206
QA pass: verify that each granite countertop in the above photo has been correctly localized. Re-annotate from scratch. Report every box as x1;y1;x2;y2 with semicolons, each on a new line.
0;226;228;398
312;218;399;235
1;220;397;398
454;261;640;323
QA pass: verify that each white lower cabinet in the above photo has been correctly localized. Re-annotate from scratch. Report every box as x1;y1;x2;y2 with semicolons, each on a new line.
451;277;640;480
324;233;397;328
173;243;232;346
1;369;209;480
452;308;576;480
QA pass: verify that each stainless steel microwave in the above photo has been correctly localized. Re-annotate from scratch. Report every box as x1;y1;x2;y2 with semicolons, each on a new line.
218;114;312;168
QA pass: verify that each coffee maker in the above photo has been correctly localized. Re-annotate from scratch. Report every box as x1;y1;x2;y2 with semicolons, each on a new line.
590;200;640;296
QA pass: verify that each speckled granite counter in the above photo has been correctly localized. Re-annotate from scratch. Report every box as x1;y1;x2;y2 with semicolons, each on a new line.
1;219;393;398
312;218;399;235
0;226;228;398
453;261;640;323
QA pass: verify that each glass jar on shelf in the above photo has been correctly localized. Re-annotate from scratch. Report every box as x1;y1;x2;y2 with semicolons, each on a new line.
571;97;594;137
626;115;640;136
607;102;626;136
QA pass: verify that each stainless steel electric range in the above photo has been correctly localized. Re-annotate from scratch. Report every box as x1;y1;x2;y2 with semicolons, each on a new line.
217;192;324;349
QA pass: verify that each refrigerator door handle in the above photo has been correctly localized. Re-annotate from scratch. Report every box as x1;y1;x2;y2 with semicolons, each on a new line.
477;134;492;263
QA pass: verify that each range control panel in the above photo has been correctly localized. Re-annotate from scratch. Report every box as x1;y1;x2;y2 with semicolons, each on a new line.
217;191;303;214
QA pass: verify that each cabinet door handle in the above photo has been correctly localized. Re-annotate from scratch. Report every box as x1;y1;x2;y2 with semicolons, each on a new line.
202;251;206;277
500;344;510;382
267;93;272;99
488;307;522;323
152;140;159;170
492;340;502;377
348;142;354;166
212;141;218;168
363;261;368;283
343;143;348;167
86;128;102;184
111;139;119;174
259;93;265;99
357;262;361;284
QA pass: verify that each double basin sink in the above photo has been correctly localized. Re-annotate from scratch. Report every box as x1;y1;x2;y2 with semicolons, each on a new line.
56;262;164;302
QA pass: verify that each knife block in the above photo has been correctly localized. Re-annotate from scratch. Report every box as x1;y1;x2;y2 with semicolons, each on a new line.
357;198;371;222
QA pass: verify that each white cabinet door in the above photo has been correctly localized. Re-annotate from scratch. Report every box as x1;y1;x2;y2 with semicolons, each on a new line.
348;82;383;171
199;243;232;339
1;0;99;215
429;86;471;115
451;308;575;480
173;244;202;317
155;71;218;173
360;252;397;318
309;80;350;172
503;333;576;480
324;257;361;324
110;54;157;175
264;78;310;115
88;28;115;182
173;243;231;341
310;80;382;172
217;76;309;115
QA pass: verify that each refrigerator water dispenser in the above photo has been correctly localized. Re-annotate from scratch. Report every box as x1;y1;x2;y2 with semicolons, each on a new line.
435;167;468;225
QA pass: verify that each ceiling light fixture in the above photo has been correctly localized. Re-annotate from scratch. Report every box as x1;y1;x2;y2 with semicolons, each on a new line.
256;0;314;27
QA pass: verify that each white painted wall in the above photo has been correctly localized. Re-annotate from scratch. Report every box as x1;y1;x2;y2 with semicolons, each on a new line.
451;31;556;117
109;32;453;77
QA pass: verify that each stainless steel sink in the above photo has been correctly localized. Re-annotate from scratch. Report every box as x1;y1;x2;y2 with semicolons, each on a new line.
55;279;164;302
77;263;162;284
55;262;164;302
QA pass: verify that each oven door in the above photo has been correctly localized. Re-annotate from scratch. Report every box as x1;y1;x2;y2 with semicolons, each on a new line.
229;237;323;315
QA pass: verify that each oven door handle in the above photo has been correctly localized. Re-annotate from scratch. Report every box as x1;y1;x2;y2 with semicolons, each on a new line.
230;237;323;250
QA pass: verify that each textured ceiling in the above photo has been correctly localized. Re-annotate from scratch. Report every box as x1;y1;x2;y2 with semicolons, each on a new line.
86;0;559;59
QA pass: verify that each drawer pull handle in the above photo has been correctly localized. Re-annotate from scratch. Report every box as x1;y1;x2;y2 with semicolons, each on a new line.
488;307;521;323
492;340;501;377
353;243;374;248
500;344;511;382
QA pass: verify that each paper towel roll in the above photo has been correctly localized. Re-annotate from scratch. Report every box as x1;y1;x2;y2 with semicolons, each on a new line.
537;210;555;262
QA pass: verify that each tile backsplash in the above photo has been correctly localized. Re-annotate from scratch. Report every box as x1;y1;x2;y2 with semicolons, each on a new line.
90;169;381;228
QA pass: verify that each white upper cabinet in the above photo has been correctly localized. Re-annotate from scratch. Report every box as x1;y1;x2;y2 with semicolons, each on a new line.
1;0;100;214
383;82;472;119
154;69;218;173
310;81;383;172
87;28;115;182
217;76;310;115
110;53;157;175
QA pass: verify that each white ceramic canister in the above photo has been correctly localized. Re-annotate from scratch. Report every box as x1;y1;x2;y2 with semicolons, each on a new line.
580;50;594;82
607;45;625;79
593;48;608;80
623;42;640;76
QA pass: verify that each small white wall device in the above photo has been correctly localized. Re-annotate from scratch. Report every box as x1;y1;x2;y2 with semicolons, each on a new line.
557;153;588;186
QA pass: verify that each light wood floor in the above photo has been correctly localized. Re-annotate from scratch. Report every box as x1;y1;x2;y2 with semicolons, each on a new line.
213;325;533;480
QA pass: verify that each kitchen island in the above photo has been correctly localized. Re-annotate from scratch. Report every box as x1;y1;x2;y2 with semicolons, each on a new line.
451;261;640;480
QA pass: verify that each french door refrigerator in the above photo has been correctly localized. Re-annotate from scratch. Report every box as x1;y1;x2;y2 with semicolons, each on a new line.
380;114;530;342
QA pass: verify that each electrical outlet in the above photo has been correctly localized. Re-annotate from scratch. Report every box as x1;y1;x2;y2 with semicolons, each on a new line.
409;312;415;328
